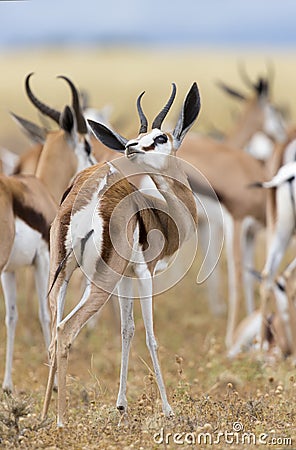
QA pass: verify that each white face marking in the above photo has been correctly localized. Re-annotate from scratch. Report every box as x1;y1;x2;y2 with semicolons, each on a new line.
126;129;173;171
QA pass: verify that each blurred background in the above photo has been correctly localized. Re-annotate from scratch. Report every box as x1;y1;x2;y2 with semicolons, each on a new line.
0;0;296;151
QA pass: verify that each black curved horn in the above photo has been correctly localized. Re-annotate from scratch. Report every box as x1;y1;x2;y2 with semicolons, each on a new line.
57;75;88;134
25;73;61;124
152;83;177;129
238;62;270;97
237;61;255;90
137;91;148;134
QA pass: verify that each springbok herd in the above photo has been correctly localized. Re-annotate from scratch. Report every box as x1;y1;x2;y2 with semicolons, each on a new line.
0;67;296;427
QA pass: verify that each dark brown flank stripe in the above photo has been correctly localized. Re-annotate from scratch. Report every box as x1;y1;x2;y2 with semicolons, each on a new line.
12;196;50;244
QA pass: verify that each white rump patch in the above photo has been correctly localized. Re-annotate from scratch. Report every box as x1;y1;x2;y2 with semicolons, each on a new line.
4;218;46;271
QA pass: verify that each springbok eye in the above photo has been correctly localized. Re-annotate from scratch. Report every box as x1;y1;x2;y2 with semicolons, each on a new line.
154;134;168;145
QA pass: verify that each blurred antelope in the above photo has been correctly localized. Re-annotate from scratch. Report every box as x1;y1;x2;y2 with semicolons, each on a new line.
252;155;296;355
180;69;286;347
219;62;286;152
0;73;96;392
181;66;286;324
41;82;200;427
228;265;296;359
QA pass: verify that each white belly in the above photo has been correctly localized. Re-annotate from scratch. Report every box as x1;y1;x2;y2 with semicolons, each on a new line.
4;218;45;271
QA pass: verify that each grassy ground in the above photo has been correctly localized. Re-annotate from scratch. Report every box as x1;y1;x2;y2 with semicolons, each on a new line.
0;46;296;448
0;262;295;449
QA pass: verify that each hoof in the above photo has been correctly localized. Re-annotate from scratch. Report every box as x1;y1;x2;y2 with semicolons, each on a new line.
164;408;174;418
2;385;13;395
117;405;126;414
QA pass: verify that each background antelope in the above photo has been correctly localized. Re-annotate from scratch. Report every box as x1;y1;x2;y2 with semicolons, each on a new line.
178;74;287;347
0;73;95;392
228;265;296;359
251;158;296;356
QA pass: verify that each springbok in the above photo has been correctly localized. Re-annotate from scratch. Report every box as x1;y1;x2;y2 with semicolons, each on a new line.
252;154;296;355
0;73;96;393
41;82;200;426
228;264;296;359
9;71;285;329
180;69;286;318
178;70;287;347
225;123;296;357
218;63;286;151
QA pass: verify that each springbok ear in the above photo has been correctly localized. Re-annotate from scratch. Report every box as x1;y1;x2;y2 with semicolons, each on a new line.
87;119;127;153
216;81;246;101
173;82;201;148
255;78;269;99
60;105;76;135
10;112;47;144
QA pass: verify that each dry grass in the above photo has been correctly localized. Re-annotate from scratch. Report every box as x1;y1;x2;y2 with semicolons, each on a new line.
0;46;296;448
0;261;295;449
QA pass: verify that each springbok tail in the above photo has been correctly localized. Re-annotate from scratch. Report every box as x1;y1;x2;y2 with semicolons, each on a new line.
47;249;73;296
